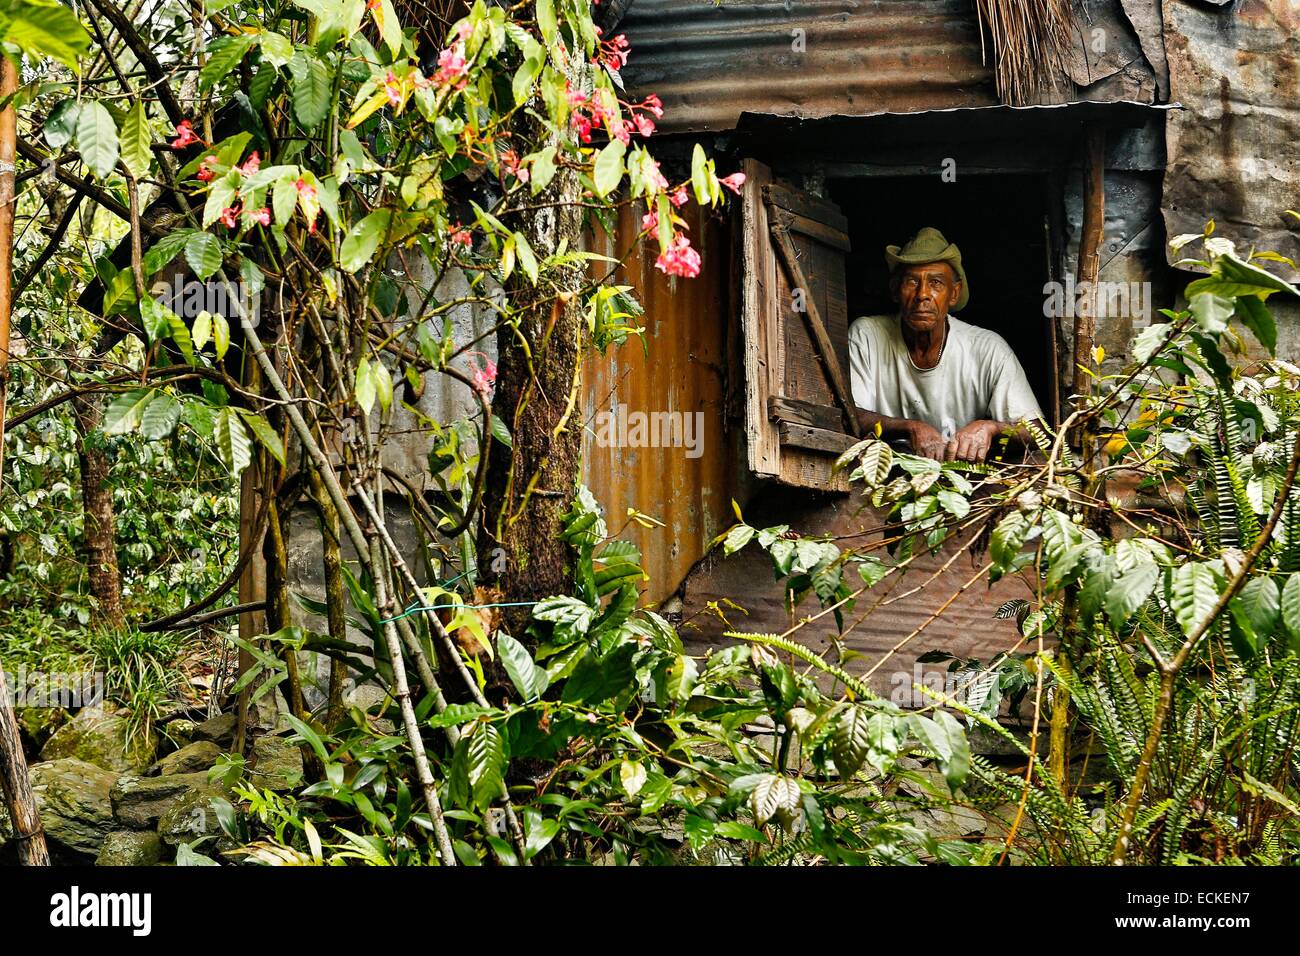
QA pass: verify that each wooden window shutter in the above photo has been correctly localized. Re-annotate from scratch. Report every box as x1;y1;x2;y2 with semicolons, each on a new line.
739;158;859;491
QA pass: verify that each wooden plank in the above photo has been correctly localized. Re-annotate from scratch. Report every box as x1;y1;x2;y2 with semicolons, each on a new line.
772;208;851;252
779;421;859;455
764;181;850;233
740;158;782;479
767;217;861;438
769;395;846;432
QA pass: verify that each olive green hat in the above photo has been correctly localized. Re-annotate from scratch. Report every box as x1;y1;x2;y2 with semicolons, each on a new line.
885;226;969;311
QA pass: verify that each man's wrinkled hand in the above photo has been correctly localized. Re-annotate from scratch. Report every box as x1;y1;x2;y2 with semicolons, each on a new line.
944;420;1001;462
905;420;947;461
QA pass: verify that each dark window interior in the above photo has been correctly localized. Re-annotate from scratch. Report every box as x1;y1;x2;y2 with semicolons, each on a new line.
828;174;1057;423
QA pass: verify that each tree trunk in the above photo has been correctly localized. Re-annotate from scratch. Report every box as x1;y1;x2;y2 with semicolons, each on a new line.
0;55;49;866
71;393;125;631
480;124;586;635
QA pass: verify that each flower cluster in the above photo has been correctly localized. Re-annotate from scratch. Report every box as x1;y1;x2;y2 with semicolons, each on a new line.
465;351;497;394
654;234;701;279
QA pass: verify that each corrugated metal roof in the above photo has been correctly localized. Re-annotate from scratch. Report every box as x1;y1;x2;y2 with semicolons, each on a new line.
618;0;999;133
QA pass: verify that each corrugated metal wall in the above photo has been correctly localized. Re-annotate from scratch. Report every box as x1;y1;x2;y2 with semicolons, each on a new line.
618;0;998;133
582;201;738;601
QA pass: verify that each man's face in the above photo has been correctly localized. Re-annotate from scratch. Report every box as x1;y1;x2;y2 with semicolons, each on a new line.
892;262;961;334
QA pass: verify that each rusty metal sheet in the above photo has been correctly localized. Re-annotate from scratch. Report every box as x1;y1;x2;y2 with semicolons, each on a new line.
618;0;998;134
1161;0;1300;280
581;201;737;602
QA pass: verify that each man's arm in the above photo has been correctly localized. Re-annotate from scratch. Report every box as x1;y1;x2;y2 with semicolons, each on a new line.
854;409;948;460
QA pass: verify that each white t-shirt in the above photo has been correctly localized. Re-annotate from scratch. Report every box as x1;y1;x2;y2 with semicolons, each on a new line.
848;314;1044;442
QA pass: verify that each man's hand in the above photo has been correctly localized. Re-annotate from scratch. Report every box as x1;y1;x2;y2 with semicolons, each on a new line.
944;420;1002;462
904;420;947;460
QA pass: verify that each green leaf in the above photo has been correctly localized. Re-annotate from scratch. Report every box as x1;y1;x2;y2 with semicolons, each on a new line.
215;406;253;475
200;34;256;91
339;209;391;273
119;100;151;179
203;172;239;228
191;311;212;352
1170;562;1220;638
212;313;231;360
258;30;294;68
989;511;1031;572
288;51;332;129
2;0;91;68
376;0;402;57
529;145;556;194
75;100;118;179
1281;573;1300;642
1238;575;1280;639
719;523;754;556
139;295;172;343
1104;558;1157;625
237;410;286;466
513;231;538;285
1236;295;1277;354
139;391;181;440
535;0;556;44
489;414;512;447
497;632;548;702
932;710;970;791
1189;291;1233;335
620;760;647;798
593;139;626;198
102;389;157;435
184;232;223;280
466;723;506;811
690;143;710;205
832;704;871;778
354;356;377;415
373;360;393;413
43;99;79;149
665;654;697;702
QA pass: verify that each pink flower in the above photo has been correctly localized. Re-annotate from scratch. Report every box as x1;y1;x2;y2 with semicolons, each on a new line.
195;155;218;182
171;120;200;149
642;95;664;118
384;71;403;107
598;33;630;71
719;172;747;195
571;112;594;144
433;42;469;90
466;352;497;394
670;186;688;207
641;208;658;232
609;116;630;147
295;178;320;234
236;151;260;176
632;113;655;138
654;233;701;278
646;160;668;194
500;149;529;183
449;223;472;247
219;204;241;229
248;206;271;226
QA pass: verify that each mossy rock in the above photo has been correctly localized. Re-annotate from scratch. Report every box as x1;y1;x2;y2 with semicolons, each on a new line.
96;830;169;866
41;706;155;773
111;772;228;830
248;735;304;792
28;758;118;859
147;740;224;777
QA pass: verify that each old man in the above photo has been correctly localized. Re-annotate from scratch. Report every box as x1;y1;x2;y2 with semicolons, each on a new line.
848;227;1044;462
